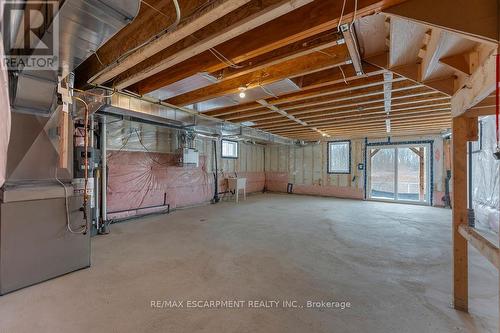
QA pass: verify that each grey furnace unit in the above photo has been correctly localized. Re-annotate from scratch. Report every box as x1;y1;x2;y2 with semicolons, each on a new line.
0;184;91;295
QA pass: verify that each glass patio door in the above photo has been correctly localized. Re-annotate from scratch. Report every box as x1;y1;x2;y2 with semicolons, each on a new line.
368;144;430;205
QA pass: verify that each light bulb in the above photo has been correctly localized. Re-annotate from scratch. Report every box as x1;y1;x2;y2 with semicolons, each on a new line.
239;91;246;98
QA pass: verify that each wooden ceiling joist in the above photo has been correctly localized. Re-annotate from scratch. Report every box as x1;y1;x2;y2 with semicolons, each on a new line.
203;64;388;117
228;93;450;124
238;90;446;121
221;79;417;120
273;121;451;136
257;108;451;131
124;0;402;95
165;44;351;106
269;109;451;129
75;0;251;87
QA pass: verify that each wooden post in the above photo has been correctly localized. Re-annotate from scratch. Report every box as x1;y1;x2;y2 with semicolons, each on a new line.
452;116;468;312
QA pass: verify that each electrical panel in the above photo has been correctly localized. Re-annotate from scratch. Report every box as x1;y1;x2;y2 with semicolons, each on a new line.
178;148;199;167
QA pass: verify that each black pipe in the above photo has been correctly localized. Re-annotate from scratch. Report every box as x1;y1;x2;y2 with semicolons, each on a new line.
107;203;170;215
212;140;220;203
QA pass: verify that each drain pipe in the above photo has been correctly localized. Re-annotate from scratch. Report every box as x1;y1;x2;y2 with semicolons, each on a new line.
99;115;109;233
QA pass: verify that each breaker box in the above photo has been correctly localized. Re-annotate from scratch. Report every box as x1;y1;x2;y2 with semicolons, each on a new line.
178;148;199;167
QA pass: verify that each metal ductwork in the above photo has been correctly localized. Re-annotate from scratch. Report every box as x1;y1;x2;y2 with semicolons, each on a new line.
76;88;296;145
8;0;140;116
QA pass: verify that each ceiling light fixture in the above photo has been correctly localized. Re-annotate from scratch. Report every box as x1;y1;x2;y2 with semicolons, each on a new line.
238;86;247;98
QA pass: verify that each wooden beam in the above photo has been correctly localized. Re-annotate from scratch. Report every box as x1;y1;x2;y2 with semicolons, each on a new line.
452;115;469;312
440;51;479;76
452;47;498;117
284;126;447;139
270;117;451;134
131;30;342;95
229;94;450;123
383;0;499;44
257;108;451;131
203;65;387;117
166;45;351;106
465;94;497;117
111;0;320;89
126;0;404;95
273;123;451;137
77;0;251;87
459;225;500;269
366;51;457;96
209;33;342;82
279;80;420;111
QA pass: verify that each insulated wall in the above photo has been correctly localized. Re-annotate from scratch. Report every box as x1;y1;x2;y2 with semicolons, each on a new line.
265;135;447;206
471;116;499;233
265;140;365;199
105;119;265;220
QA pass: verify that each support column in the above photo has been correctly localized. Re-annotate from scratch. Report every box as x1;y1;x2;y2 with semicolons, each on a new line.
452;116;469;312
452;115;478;312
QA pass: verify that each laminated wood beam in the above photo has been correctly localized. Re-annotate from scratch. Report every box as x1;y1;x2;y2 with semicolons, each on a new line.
108;0;316;88
383;0;498;44
125;0;405;95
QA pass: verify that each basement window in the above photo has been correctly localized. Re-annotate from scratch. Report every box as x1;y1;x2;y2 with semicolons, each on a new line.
221;139;238;159
328;141;351;174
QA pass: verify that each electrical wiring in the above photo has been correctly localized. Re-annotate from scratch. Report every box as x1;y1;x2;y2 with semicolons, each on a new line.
141;0;171;20
189;34;243;69
259;83;278;98
317;50;349;85
207;47;244;69
54;111;88;234
351;0;358;27
337;0;347;32
97;0;182;72
339;66;349;85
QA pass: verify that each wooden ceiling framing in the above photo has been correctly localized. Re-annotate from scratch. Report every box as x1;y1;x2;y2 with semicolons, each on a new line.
75;0;496;140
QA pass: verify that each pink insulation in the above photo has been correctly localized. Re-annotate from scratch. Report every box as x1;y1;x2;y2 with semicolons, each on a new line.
0;36;11;188
106;151;266;220
106;151;213;220
265;172;363;199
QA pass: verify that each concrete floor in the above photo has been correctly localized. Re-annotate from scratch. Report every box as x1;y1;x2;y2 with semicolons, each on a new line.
0;193;497;332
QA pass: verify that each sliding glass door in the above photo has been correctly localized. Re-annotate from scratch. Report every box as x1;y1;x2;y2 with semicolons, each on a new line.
368;144;430;205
